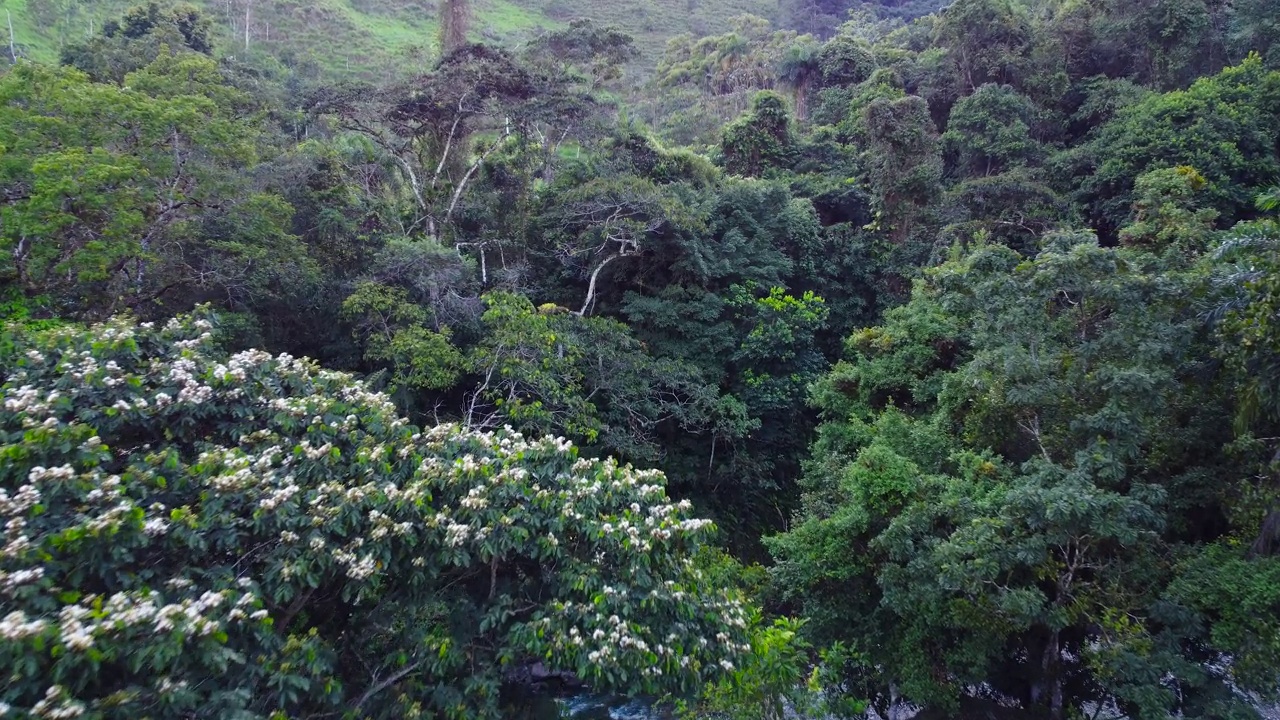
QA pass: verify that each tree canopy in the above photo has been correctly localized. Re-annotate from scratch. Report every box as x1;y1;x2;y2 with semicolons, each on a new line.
4;0;1280;716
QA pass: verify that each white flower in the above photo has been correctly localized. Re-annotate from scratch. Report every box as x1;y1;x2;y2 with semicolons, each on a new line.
143;518;169;536
0;611;48;640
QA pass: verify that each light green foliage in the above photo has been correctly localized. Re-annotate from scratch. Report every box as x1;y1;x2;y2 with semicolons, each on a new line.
467;291;599;441
59;1;212;83
0;311;751;718
692;617;831;720
341;281;465;395
655;16;785;97
7;0;772;78
1119;166;1219;254
651;18;809;147
0;56;302;320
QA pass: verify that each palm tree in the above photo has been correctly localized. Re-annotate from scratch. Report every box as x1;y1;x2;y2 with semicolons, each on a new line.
777;38;821;121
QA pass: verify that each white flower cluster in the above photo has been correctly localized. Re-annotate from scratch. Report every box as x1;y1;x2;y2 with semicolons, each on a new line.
1;480;44;563
538;589;750;681
2;566;45;593
2;385;52;415
1;482;41;519
2;585;263;654
1;610;48;640
29;685;85;719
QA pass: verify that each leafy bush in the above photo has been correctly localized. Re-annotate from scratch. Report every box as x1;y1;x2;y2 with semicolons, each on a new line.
0;311;749;718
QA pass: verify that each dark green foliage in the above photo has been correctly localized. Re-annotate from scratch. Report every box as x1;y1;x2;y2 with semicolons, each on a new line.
863;94;943;242
817;33;876;87
1075;56;1280;234
60;2;213;84
773;234;1277;719
939;170;1071;254
942;83;1046;177
933;0;1032;90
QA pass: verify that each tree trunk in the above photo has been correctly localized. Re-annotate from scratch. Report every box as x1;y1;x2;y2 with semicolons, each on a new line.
1041;629;1063;720
439;0;470;55
576;252;626;316
8;10;17;63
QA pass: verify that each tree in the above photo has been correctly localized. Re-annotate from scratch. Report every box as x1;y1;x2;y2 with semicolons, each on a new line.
0;57;300;321
460;292;725;464
539;174;701;316
439;0;471;55
772;233;1270;719
720;91;795;178
942;83;1047;178
340;280;465;399
816;32;877;88
0;311;752;718
1092;0;1222;89
776;37;822;121
939;170;1072;254
523;19;639;92
1118;166;1219;254
1209;189;1280;561
60;2;212;84
314;42;605;258
933;0;1032;91
650;20;804;146
1075;55;1280;236
863;94;943;243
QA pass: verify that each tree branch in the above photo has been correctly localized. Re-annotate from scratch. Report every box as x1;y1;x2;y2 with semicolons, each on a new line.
575;251;627;316
351;661;424;712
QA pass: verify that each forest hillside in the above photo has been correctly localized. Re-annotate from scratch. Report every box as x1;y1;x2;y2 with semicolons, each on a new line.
0;0;930;76
3;0;1280;718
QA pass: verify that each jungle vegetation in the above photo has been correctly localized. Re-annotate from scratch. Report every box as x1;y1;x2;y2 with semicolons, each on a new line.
2;0;1280;717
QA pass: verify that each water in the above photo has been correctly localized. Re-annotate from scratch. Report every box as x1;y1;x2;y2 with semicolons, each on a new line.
503;690;668;720
556;694;669;720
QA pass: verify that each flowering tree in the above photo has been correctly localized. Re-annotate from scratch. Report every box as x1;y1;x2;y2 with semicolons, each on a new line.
0;312;749;719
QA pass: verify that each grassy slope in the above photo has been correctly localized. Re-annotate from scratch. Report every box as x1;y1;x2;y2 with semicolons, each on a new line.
1;0;778;78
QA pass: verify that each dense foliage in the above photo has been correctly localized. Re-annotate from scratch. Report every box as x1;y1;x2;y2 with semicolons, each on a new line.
0;313;750;717
4;0;1280;716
